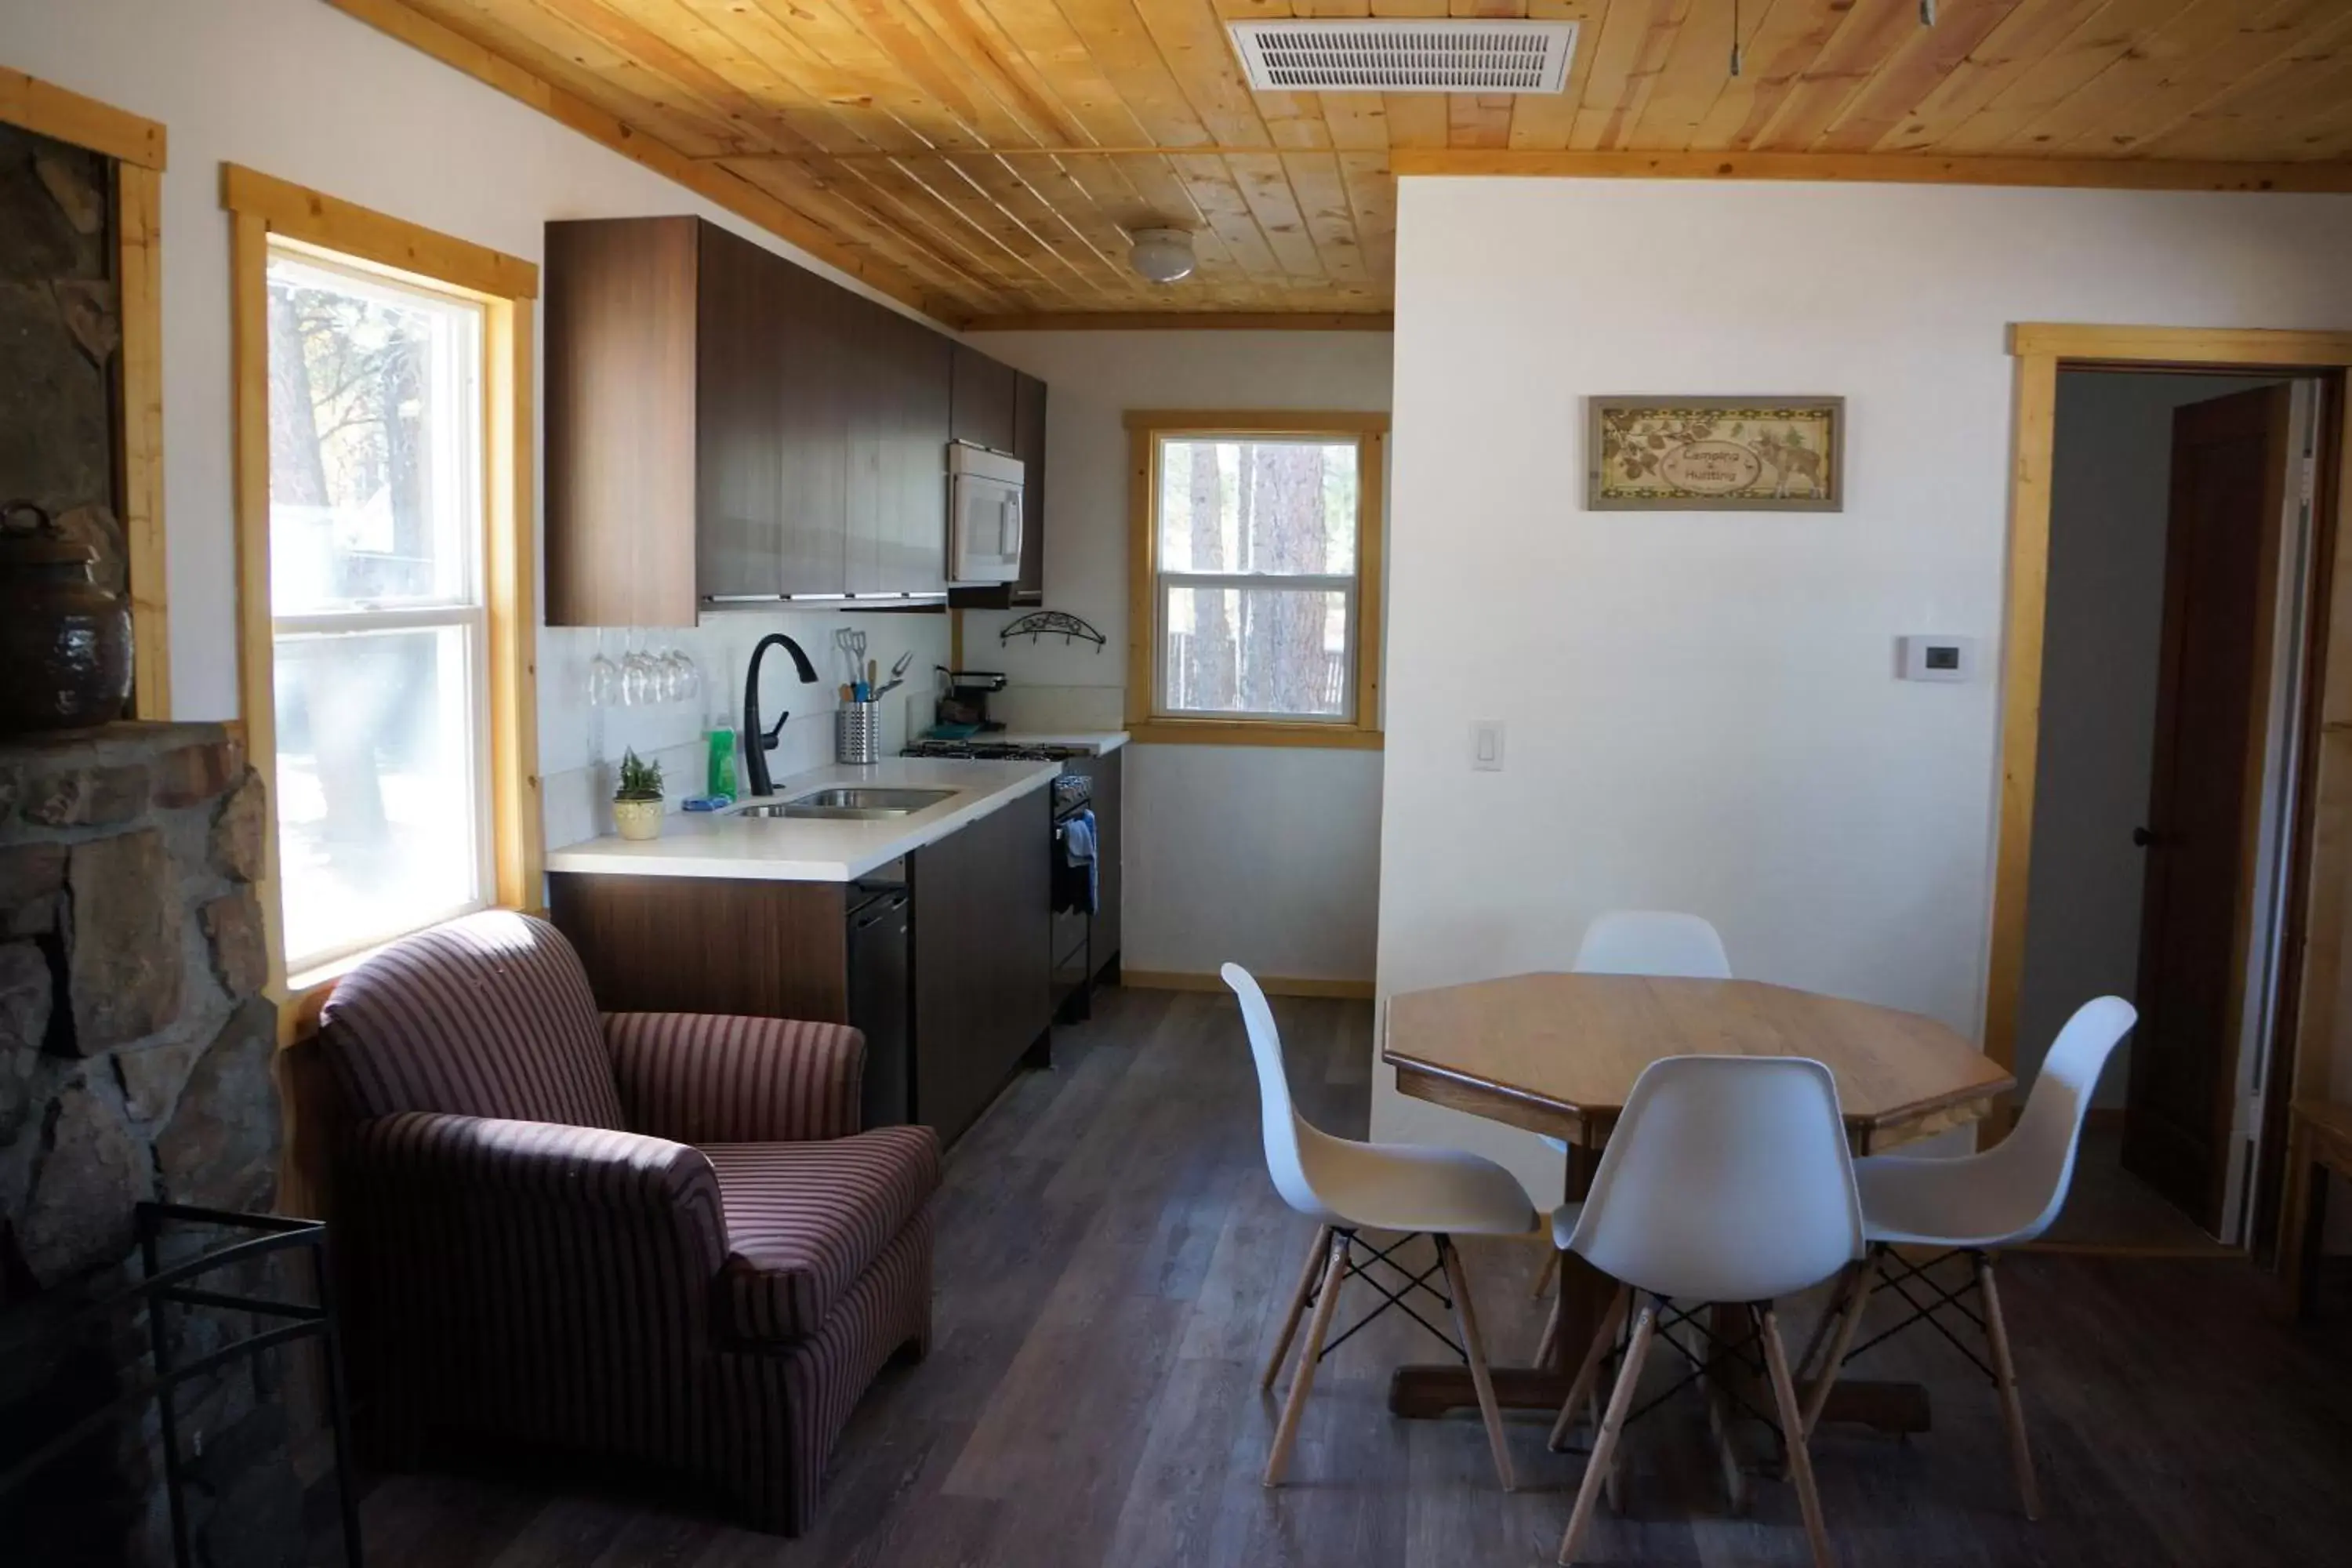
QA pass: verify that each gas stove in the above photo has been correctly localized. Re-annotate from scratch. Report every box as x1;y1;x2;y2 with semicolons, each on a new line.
902;739;1093;762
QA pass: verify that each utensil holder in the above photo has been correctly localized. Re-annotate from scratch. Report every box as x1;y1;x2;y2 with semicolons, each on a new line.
835;701;882;765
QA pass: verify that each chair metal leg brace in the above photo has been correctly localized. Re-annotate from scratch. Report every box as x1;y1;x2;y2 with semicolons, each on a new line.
1819;1244;2041;1519
1311;1231;1465;1363
1266;1229;1515;1493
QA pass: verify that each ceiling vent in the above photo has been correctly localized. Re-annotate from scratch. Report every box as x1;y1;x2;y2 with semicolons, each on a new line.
1228;19;1579;95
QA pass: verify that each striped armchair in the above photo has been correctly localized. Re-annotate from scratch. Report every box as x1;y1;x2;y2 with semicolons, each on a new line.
318;910;937;1535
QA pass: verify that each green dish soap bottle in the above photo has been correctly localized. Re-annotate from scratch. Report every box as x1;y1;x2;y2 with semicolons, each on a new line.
706;722;739;801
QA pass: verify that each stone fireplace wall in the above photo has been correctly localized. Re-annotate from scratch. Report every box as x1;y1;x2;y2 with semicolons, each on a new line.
1;722;292;1564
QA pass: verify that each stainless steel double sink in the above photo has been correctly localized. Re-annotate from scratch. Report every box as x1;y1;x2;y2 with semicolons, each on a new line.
735;786;958;822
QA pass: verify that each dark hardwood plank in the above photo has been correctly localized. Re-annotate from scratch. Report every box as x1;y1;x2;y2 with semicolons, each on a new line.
342;986;2352;1568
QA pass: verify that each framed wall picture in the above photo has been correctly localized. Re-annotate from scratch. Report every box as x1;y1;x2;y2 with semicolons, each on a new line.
1588;396;1845;512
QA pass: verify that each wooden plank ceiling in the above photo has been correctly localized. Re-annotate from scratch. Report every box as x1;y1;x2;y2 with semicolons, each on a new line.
338;0;2352;326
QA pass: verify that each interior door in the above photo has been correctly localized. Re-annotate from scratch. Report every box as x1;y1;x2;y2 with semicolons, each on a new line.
2122;383;2296;1232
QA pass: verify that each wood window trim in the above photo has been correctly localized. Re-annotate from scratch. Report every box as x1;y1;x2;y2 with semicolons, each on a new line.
1987;325;2352;1211
223;164;543;1016
1;69;170;718
1123;409;1387;751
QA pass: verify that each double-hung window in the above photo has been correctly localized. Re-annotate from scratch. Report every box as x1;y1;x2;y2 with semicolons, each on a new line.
228;162;541;1000
264;246;494;975
1127;412;1385;747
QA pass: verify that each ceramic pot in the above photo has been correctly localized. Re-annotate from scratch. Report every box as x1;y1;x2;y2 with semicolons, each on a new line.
1;500;132;735
613;798;664;841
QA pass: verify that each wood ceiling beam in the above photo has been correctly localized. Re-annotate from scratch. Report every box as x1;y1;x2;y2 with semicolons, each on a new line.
321;0;955;318
1387;147;2352;192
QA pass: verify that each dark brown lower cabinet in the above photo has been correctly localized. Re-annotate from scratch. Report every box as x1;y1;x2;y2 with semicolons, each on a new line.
913;786;1053;1148
547;795;1052;1148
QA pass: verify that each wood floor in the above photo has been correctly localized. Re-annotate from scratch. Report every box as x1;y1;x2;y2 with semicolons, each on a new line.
347;986;2352;1567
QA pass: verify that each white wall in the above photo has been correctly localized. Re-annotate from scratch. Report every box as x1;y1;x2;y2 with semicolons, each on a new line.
962;331;1394;982
1377;176;2352;1203
2020;372;2285;1105
0;0;948;794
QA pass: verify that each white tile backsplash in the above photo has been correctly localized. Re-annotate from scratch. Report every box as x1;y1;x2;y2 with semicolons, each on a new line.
985;683;1127;732
540;608;950;850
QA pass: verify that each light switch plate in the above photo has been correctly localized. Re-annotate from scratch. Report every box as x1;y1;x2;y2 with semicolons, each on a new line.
1898;635;1976;683
1470;720;1505;771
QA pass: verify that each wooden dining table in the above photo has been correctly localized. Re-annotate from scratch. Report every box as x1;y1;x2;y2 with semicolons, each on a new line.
1381;971;2014;1468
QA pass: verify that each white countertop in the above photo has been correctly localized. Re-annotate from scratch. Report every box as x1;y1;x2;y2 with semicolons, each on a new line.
544;757;1060;883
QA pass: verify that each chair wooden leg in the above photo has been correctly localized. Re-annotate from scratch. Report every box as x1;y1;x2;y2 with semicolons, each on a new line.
1759;1305;1835;1568
1263;1230;1350;1487
1794;1258;1867;1385
1534;1275;1566;1369
1532;1246;1560;1299
1976;1252;2042;1520
1547;1284;1629;1451
1437;1236;1515;1492
1802;1253;1878;1438
1557;1298;1657;1566
1261;1223;1333;1391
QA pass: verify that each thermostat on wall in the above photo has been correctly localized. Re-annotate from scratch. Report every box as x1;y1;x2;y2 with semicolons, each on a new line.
1899;635;1976;683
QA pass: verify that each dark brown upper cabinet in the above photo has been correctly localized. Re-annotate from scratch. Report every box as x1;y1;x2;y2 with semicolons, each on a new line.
544;216;705;626
545;216;1041;626
950;367;1047;608
949;342;1018;453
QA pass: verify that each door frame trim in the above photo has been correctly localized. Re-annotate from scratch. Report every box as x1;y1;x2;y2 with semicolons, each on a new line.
1989;324;2352;1252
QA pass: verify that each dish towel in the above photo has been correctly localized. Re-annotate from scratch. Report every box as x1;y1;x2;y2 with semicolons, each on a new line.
1058;809;1098;914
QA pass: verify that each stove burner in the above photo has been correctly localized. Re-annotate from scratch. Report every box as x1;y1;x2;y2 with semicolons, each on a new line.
903;739;1090;762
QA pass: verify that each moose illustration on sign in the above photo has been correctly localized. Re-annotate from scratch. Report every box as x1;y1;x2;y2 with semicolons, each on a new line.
1589;397;1844;512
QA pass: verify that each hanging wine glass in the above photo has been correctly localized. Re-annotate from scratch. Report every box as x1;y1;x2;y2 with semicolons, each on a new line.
588;630;620;708
622;630;656;707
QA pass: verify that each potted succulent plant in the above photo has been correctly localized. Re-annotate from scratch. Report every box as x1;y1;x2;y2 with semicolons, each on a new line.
612;749;665;841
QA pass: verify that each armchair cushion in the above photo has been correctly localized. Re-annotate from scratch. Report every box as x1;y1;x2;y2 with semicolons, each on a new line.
606;1012;865;1145
706;1126;940;1341
321;910;625;1128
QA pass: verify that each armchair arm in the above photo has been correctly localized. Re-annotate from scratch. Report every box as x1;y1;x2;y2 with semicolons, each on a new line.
341;1112;728;1272
333;1113;730;1444
604;1013;866;1144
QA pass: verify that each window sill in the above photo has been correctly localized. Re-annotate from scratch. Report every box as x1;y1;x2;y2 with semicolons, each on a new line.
1127;720;1384;751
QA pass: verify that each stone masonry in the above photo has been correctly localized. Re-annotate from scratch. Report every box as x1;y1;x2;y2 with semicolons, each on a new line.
0;722;291;1566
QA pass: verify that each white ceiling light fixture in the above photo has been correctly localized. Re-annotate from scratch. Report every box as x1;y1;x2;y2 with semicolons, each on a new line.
1228;19;1579;94
1127;227;1196;285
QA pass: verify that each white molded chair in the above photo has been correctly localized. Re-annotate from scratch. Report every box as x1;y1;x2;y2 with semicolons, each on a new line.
1798;995;2136;1520
1224;963;1537;1491
1548;1055;1862;1568
1533;912;1736;1312
1572;911;1733;982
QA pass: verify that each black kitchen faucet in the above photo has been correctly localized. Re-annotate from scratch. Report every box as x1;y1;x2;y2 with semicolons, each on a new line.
742;633;819;797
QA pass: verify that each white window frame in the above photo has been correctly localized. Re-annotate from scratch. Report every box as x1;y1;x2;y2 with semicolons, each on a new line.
263;243;496;978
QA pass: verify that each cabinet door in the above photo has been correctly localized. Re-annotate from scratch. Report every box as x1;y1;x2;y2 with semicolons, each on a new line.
889;311;951;594
949;342;1017;453
543;217;700;626
912;789;1051;1146
776;258;848;597
1012;372;1047;603
841;293;889;596
695;225;785;601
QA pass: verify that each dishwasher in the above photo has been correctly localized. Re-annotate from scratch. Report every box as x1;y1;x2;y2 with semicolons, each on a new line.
847;858;912;1129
